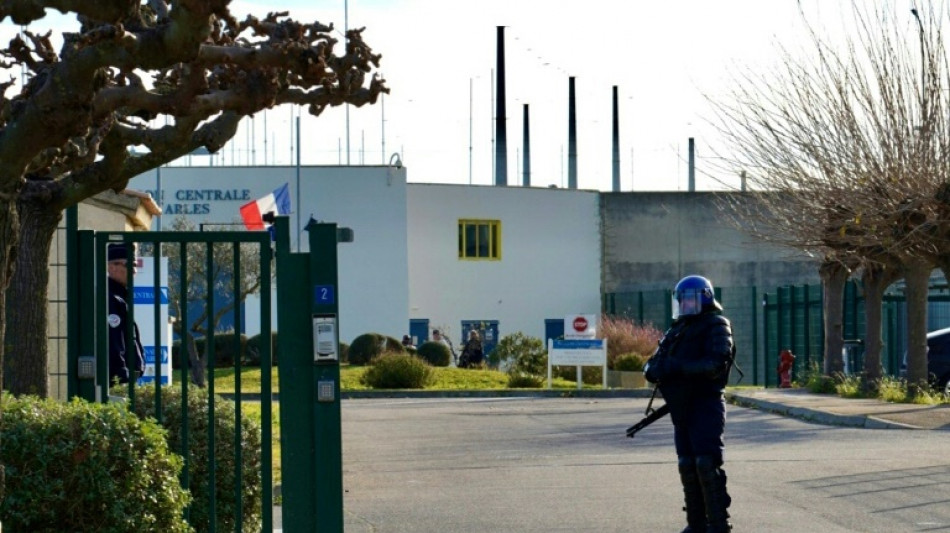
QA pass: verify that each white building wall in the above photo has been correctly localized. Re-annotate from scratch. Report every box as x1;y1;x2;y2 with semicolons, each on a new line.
407;184;602;345
130;165;409;344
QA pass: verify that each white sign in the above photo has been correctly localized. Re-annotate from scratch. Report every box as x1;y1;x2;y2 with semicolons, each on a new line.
547;338;608;390
564;314;597;339
134;257;173;386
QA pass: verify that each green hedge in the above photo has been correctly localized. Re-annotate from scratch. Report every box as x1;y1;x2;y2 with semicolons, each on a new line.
126;386;264;533
0;395;190;532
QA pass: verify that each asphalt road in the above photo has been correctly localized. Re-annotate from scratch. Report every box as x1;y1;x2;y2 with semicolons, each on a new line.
337;397;949;532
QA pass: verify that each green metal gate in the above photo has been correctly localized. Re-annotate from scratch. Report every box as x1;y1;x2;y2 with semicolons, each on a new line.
67;215;347;532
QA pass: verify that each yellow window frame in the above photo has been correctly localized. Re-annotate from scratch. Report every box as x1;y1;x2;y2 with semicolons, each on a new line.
458;219;501;260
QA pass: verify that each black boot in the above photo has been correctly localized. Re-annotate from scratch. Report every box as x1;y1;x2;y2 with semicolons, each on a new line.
678;456;706;533
695;455;732;533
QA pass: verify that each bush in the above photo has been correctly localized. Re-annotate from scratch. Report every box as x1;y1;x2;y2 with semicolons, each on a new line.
360;352;434;389
489;332;547;373
798;362;837;393
507;372;544;388
600;315;663;369
416;341;451;367
613;353;646;372
0;395;190;532
554;365;603;385
246;331;280;367
127;386;264;533
339;341;350;363
349;333;406;365
173;331;253;369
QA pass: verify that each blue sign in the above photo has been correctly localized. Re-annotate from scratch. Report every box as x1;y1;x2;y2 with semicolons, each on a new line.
143;346;169;364
133;286;170;304
314;284;336;305
553;339;604;350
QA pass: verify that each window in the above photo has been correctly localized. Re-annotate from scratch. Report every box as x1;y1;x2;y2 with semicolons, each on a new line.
458;219;501;260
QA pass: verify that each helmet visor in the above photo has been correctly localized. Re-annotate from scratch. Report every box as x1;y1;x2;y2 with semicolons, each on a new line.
673;288;705;319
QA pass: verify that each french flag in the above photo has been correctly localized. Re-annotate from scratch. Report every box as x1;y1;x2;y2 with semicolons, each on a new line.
240;183;291;231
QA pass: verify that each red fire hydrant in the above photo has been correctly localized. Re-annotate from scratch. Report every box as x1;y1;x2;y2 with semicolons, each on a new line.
777;349;796;388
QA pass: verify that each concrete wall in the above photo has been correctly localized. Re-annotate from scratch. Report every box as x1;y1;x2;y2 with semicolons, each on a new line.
407;184;602;344
129;165;410;344
602;191;820;292
48;194;146;400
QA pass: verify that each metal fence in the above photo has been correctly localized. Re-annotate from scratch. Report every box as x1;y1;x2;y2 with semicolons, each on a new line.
605;280;950;387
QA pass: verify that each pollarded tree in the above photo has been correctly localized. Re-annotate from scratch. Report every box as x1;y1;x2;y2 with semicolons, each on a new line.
711;1;950;394
0;2;387;397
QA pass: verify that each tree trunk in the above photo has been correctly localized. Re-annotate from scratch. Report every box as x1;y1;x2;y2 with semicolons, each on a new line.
3;203;61;397
903;257;931;397
186;332;206;387
860;264;901;388
0;199;21;504
820;260;849;375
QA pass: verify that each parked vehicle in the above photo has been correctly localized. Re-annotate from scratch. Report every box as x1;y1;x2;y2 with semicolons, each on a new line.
901;327;950;395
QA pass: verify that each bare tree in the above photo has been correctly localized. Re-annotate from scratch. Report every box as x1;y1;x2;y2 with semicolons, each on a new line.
0;3;387;397
710;2;950;394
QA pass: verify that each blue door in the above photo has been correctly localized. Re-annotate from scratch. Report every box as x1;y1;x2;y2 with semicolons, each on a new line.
409;318;429;347
460;320;499;362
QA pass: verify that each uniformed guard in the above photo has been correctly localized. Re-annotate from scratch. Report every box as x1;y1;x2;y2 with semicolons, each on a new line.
644;275;735;532
106;243;145;385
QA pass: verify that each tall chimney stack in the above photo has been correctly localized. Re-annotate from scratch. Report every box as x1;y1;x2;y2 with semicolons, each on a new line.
495;26;508;186
523;103;531;186
612;85;620;192
568;76;577;189
688;137;695;192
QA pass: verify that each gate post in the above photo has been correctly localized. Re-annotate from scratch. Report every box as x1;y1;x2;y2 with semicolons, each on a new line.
275;216;347;532
308;220;346;532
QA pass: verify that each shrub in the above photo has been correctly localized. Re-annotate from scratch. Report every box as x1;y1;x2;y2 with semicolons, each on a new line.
360;352;434;389
600;315;663;369
0;395;191;532
127;386;264;533
349;333;406;365
417;341;451;367
554;365;603;385
507;372;544;388
173;331;253;369
798;362;837;393
489;332;546;373
613;353;646;372
339;341;350;363
246;331;280;367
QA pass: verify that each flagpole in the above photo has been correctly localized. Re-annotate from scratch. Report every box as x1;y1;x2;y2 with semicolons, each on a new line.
296;114;301;252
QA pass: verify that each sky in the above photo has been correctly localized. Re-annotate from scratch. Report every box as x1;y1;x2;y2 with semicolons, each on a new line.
0;1;931;192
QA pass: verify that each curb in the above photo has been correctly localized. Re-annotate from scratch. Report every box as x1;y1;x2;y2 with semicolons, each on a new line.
725;393;922;430
222;388;658;402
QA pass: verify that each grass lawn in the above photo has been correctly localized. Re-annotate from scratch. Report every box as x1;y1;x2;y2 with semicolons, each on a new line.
211;365;597;394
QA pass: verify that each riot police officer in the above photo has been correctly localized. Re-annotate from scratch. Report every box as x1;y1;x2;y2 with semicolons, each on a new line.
107;243;145;385
644;275;734;533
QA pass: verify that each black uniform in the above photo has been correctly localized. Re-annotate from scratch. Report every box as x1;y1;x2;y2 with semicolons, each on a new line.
107;276;145;384
646;310;734;533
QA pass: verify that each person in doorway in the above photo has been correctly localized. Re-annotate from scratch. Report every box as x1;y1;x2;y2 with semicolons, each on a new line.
458;330;484;369
644;275;736;533
401;335;416;350
107;243;146;385
432;329;457;365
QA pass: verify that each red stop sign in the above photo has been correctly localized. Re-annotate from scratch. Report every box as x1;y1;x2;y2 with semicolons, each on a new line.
573;316;588;332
